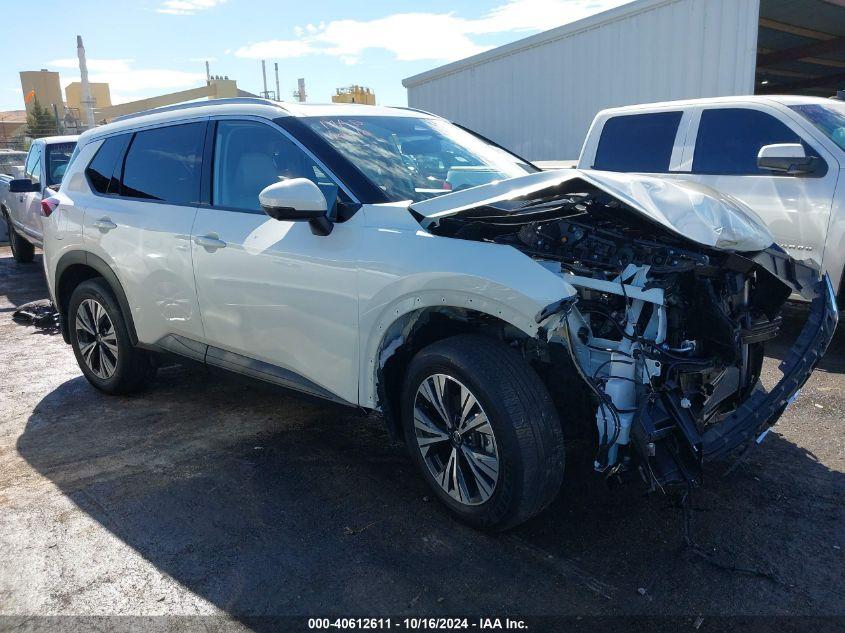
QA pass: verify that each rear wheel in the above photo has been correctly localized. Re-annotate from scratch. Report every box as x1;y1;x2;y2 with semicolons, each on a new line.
68;278;155;394
401;335;565;531
6;215;34;263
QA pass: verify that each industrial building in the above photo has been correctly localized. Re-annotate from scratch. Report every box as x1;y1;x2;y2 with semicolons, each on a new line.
332;85;376;105
403;0;845;160
65;81;112;112
13;69;245;134
20;70;66;120
0;111;27;149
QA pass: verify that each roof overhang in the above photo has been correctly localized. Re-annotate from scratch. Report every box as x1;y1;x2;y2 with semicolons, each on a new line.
756;0;845;97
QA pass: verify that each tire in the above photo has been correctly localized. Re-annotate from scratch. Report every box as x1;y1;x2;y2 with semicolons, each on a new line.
401;334;565;531
68;278;155;394
6;215;34;263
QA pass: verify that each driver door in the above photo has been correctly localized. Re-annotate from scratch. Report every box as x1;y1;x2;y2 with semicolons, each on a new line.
191;117;361;404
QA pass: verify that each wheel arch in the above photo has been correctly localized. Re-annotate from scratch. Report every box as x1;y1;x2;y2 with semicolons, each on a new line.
55;251;138;345
367;300;540;443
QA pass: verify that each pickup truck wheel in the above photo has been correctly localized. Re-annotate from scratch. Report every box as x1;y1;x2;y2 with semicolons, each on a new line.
401;335;565;531
6;216;34;263
68;278;155;394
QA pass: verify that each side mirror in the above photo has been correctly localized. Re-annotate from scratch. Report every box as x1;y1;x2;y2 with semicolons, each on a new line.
757;143;821;175
9;178;39;193
259;178;332;236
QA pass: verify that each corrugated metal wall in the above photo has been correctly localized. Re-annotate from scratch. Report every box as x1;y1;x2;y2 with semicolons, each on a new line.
404;0;760;161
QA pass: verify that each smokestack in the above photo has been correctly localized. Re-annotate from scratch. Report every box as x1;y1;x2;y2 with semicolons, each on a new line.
261;60;268;99
76;35;95;128
274;63;280;102
205;60;211;83
296;77;306;103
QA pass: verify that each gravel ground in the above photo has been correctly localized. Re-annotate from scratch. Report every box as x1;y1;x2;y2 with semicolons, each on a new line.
0;246;842;630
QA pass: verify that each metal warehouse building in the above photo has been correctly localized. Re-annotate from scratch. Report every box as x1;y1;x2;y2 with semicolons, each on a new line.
403;0;845;161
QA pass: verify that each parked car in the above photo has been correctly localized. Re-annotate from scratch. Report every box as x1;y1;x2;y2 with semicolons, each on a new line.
42;99;836;530
0;135;78;261
577;96;845;309
0;149;28;179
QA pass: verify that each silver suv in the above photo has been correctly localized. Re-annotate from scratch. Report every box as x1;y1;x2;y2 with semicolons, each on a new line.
43;98;837;530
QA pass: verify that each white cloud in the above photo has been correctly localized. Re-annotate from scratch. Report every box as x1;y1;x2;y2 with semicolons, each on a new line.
235;0;631;63
48;58;205;104
157;0;226;16
234;39;315;60
189;56;217;63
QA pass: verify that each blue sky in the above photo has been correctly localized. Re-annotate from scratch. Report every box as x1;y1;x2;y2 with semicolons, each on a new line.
1;0;632;112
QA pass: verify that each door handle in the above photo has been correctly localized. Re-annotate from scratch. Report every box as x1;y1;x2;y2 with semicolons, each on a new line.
194;234;227;250
93;218;117;231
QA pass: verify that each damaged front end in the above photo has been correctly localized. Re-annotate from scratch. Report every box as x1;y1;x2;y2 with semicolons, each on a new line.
413;171;838;490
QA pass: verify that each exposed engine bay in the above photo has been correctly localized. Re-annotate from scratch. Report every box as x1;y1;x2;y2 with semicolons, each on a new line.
415;178;838;490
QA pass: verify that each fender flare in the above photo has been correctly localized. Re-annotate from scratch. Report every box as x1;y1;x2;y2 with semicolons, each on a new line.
55;250;138;345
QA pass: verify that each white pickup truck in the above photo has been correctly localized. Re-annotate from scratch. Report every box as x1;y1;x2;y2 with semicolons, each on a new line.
577;96;845;309
0;135;77;261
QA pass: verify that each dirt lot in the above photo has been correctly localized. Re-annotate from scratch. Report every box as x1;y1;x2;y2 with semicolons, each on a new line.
0;246;843;630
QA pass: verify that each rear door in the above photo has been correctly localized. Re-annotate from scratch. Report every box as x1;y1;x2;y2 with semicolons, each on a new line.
675;105;838;265
81;121;208;349
190;117;360;404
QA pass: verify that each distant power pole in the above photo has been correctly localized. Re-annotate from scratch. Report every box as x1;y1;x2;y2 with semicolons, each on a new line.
76;35;95;128
261;60;269;99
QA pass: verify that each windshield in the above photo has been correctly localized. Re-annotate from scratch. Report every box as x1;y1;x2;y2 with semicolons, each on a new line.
45;142;76;187
790;102;845;151
301;115;536;202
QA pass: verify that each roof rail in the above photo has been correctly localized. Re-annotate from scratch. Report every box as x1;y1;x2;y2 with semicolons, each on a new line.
113;97;288;122
391;105;443;118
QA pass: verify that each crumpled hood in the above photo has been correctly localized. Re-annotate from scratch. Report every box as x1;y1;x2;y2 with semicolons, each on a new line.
411;168;774;252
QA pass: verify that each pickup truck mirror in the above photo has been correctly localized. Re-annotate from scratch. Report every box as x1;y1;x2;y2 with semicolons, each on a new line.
8;178;39;193
757;143;821;176
259;178;333;236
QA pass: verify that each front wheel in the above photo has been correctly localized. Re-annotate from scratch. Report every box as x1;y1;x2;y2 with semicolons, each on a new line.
401;335;565;531
6;215;34;263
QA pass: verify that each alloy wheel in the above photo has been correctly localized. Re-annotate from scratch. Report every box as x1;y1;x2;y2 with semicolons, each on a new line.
413;373;499;506
75;298;119;379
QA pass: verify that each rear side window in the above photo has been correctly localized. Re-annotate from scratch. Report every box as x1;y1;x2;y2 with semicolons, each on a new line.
24;146;42;186
121;123;205;204
593;112;682;172
86;135;128;194
692;108;802;175
45;142;76;187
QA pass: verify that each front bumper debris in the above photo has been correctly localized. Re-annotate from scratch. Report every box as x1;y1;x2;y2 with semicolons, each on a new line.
702;273;837;460
632;270;837;488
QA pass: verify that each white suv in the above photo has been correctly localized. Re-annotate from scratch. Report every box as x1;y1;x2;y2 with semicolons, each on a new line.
43;99;837;530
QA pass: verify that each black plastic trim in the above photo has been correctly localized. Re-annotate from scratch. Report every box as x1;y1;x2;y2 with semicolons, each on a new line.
199;119;216;206
156;334;208;363
204;346;352;406
55;251;139;346
150;334;353;407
